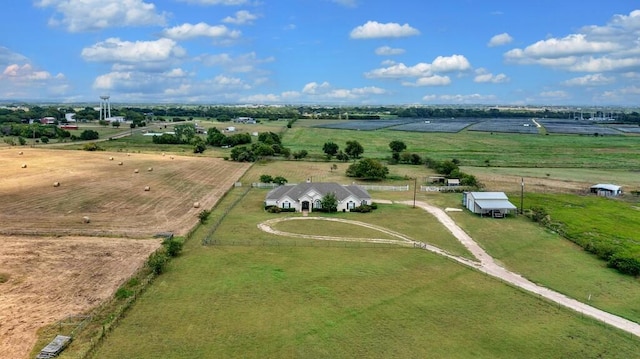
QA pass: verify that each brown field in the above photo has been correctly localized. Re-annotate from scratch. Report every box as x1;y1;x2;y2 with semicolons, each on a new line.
0;236;161;359
0;148;251;237
0;148;250;358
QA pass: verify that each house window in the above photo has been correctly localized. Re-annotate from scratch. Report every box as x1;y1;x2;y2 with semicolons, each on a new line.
282;201;290;209
361;200;367;206
347;201;356;209
314;199;322;209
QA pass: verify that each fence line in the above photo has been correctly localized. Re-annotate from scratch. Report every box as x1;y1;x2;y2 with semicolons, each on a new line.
202;186;252;245
356;184;409;191
420;185;472;192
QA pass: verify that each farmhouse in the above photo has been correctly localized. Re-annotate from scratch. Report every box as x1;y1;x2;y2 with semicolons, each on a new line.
463;191;517;218
265;182;371;212
590;184;622;197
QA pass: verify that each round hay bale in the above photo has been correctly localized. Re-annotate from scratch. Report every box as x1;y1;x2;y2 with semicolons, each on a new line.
127;153;131;156
170;156;174;160
147;167;153;172
18;151;23;155
144;186;151;191
21;164;27;168
193;202;201;208
134;169;139;173
53;182;60;187
109;156;114;160
82;216;91;224
162;152;165;156
118;161;123;165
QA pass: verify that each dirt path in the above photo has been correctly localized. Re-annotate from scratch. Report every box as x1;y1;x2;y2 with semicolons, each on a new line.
257;201;640;338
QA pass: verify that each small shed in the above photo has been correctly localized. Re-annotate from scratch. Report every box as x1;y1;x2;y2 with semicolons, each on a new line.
446;178;460;186
463;192;517;218
590;184;622;197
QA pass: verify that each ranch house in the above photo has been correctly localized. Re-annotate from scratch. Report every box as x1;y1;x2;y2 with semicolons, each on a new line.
463;191;517;218
590;184;622;197
265;182;371;212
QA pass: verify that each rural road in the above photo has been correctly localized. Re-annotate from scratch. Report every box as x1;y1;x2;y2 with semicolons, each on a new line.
258;200;640;338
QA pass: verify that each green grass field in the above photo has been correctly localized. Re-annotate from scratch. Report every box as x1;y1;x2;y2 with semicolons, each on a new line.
91;228;640;358
87;186;640;358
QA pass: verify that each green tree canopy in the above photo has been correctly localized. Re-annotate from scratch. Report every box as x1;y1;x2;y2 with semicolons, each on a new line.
345;140;364;159
320;192;338;212
389;140;407;153
346;158;389;180
322;141;339;158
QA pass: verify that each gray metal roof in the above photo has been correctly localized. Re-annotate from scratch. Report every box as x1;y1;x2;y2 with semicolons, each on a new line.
266;182;371;201
475;199;517;210
590;184;621;192
469;192;510;200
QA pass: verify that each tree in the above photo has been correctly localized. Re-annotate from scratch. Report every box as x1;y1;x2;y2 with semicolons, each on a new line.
174;123;196;143
345;140;364;159
336;150;349;162
79;129;99;141
259;174;273;183
112;121;121;128
389;140;406;153
258;132;280;145
293;150;308;160
193;138;206;154
320;192;338;212
322;141;339;158
273;176;288;185
346;158;389;180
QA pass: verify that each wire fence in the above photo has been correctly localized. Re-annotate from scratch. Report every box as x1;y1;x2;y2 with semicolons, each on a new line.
202;186;252;245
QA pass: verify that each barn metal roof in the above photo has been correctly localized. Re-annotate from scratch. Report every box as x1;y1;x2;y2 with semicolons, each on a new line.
590;184;621;192
475;199;517;210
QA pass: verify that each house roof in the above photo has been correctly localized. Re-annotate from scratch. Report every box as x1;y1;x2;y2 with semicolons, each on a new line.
590;184;621;192
266;182;371;202
475;199;517;210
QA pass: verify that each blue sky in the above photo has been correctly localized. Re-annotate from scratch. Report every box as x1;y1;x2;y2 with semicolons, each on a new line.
1;1;640;106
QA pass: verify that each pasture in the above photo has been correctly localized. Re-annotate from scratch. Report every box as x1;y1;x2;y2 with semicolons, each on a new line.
0;148;250;358
90;184;640;358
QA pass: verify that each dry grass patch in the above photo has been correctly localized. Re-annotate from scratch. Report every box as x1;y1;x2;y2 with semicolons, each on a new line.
0;236;161;359
0;148;250;237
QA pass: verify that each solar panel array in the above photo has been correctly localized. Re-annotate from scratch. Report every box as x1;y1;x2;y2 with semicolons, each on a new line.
313;118;628;135
467;118;539;134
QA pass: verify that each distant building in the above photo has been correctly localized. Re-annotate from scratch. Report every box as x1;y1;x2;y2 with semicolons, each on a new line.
233;117;256;124
463;192;517;218
590;184;622;197
40;117;56;124
64;113;76;122
265;182;371;212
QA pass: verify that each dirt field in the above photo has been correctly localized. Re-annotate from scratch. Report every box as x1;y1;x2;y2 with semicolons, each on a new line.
0;236;161;359
0;148;251;237
0;148;251;358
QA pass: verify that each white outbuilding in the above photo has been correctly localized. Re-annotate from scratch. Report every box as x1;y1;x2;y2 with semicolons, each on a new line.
463;192;517;218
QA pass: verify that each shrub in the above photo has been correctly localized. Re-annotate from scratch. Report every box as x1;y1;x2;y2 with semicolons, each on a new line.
82;142;102;151
198;209;211;223
266;206;281;213
164;237;184;257
147;251;169;274
115;287;134;300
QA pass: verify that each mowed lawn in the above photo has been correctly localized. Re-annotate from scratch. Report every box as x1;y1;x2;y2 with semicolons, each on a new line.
91;189;640;358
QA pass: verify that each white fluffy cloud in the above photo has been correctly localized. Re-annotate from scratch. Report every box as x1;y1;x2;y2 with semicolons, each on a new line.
36;0;166;32
562;73;615;86
163;23;241;41
488;33;513;47
332;0;358;7
365;55;470;86
402;75;451;87
375;46;406;56
423;93;498;103
81;38;185;64
350;21;420;39
474;68;509;83
222;10;258;25
301;81;386;101
504;10;640;73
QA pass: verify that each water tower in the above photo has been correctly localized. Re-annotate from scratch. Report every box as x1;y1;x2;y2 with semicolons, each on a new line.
99;95;111;122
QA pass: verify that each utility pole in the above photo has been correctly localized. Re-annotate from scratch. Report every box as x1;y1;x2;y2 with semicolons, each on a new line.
520;177;524;215
413;177;417;208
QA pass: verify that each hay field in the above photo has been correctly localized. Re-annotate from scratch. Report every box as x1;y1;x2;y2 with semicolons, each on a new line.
0;236;161;359
0;148;251;237
0;148;250;358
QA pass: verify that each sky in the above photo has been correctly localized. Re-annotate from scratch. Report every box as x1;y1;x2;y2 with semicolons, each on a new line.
1;1;640;106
